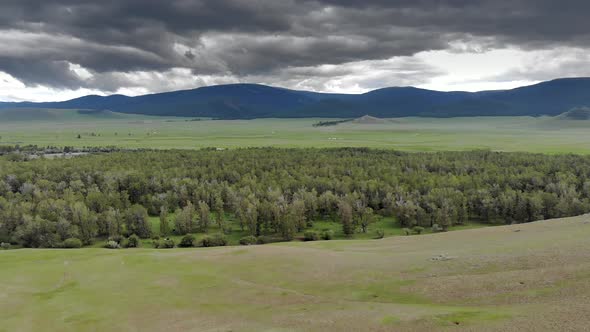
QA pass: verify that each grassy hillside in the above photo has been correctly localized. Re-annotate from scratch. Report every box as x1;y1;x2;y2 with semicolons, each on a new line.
2;216;589;331
3;116;590;153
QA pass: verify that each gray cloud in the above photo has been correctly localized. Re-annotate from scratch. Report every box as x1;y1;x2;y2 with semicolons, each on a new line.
0;0;589;94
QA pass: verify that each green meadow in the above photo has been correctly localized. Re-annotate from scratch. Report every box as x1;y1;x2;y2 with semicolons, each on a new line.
2;216;589;331
2;109;590;152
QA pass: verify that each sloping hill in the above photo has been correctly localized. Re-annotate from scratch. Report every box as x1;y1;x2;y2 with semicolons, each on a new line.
2;216;590;331
2;78;590;119
351;115;391;124
0;108;130;122
556;107;590;120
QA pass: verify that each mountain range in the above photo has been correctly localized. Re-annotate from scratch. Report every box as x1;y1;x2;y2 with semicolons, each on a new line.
1;78;590;119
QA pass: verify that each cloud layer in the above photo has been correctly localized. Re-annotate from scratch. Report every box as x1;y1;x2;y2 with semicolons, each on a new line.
1;0;589;100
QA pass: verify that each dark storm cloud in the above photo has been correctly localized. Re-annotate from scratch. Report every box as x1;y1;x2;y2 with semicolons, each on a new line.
0;0;588;91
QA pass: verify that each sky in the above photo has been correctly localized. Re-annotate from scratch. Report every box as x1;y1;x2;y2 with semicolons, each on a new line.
1;0;590;102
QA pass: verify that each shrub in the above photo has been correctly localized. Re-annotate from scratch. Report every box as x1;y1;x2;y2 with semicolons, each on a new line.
104;240;121;249
321;229;335;240
62;238;82;249
126;234;140;248
108;235;124;244
432;224;444;233
153;238;176;249
200;233;227;247
374;229;385;239
162;238;175;248
403;228;411;236
256;235;284;244
179;234;196;248
239;235;257;245
1;242;10;250
303;230;319;241
412;226;425;235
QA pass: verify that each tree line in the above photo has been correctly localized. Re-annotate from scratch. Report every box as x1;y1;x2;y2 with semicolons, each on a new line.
1;147;590;248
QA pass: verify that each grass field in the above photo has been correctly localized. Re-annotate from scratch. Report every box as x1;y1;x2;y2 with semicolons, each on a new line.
2;215;590;331
3;110;590;153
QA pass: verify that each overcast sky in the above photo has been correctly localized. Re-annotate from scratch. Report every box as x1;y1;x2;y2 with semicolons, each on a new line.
1;0;590;102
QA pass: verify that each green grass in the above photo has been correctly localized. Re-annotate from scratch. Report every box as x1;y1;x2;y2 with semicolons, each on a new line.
0;242;505;332
434;310;511;326
4;215;590;331
3;115;590;153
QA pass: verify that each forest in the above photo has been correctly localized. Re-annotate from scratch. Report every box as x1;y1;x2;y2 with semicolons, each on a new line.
1;147;590;249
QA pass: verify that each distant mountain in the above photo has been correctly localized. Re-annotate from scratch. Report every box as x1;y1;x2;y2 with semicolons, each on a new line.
1;78;590;119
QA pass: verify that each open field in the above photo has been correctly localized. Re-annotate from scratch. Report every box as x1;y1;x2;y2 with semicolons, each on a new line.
2;215;590;331
3;112;590;153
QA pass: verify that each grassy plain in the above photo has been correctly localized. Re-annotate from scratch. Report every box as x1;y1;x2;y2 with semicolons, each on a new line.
2;215;590;331
2;110;590;152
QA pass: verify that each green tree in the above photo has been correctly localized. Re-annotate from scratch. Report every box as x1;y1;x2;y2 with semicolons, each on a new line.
212;194;225;232
338;200;354;237
71;202;97;245
125;205;151;238
159;206;170;236
198;201;210;233
357;207;375;233
104;208;123;237
175;202;196;235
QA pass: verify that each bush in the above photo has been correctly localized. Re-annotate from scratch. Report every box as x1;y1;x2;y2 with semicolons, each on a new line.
179;234;196;248
402;228;411;236
104;240;121;249
321;229;335;240
153;238;176;249
432;224;445;233
162;238;175;248
412;226;425;235
62;238;82;249
126;234;140;248
108;235;124;244
374;229;385;239
256;235;284;244
200;233;227;247
239;235;257;245
303;230;319;241
1;242;10;250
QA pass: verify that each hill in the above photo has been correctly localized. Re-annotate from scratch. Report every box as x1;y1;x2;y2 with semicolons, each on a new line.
2;216;589;331
351;114;391;124
1;78;590;119
556;107;590;120
0;108;135;122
